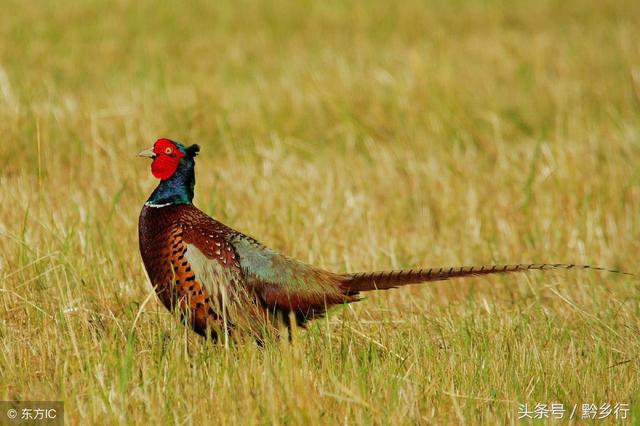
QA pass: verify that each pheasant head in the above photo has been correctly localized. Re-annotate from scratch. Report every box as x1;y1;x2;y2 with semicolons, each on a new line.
139;138;200;206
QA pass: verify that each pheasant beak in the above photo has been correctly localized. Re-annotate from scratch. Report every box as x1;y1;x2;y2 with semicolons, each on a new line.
138;147;156;159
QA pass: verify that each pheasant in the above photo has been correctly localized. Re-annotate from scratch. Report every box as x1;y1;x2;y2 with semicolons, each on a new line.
138;138;626;343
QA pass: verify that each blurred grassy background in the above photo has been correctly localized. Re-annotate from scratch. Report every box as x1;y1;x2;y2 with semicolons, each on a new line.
0;0;639;423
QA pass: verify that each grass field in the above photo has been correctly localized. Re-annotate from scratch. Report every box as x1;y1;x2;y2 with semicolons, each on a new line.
1;0;639;423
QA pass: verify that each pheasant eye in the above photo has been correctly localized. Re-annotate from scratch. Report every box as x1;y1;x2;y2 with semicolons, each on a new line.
165;147;173;154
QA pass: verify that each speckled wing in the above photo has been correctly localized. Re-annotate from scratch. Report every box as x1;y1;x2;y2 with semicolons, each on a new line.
177;205;354;321
179;212;264;333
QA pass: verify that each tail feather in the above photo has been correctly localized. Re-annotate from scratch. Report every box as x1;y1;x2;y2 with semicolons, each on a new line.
340;263;632;294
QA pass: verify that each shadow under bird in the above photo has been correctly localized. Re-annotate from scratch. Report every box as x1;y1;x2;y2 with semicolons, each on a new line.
138;138;627;343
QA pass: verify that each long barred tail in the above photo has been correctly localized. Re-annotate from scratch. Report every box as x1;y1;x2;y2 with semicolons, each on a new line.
340;263;632;294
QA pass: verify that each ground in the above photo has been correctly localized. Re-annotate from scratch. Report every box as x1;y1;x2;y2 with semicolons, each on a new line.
0;0;639;424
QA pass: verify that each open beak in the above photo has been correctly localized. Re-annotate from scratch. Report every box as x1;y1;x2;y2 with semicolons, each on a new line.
138;147;156;158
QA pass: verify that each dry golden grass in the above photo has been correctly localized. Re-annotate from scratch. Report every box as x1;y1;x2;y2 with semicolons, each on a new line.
1;0;639;424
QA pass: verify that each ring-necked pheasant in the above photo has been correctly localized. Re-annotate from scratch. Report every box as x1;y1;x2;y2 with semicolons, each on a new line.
138;138;627;343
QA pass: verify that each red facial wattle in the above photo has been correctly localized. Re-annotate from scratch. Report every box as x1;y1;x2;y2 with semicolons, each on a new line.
151;155;179;180
150;138;185;180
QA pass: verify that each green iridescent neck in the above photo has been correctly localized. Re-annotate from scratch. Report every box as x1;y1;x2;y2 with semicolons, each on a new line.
147;157;196;206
